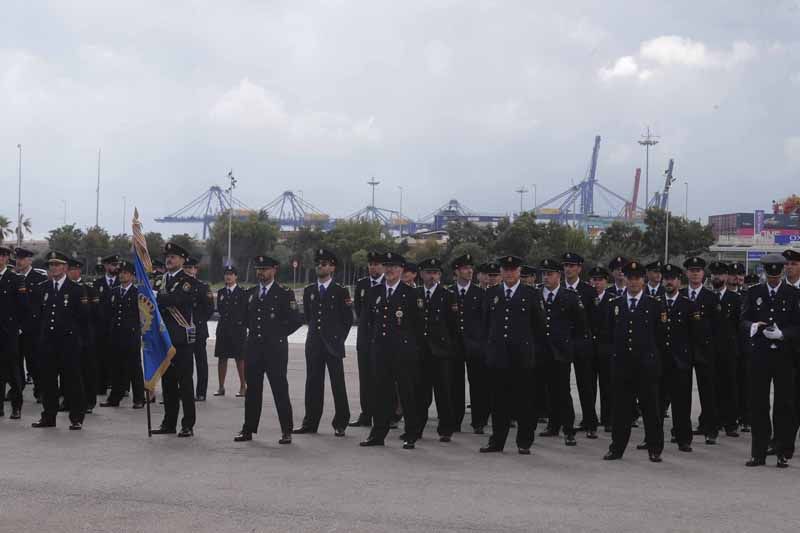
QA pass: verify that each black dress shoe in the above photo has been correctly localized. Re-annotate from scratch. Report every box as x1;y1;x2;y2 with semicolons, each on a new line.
692;428;704;435
439;435;451;443
740;424;751;433
726;430;740;438
746;457;766;467
636;441;649;450
518;447;531;455
766;446;776;456
69;422;83;431
648;452;662;463
349;416;371;427
334;428;346;437
705;437;717;445
292;426;318;434
398;432;407;440
473;426;485;435
565;434;577;446
195;395;206;402
777;455;789;469
359;438;384;447
603;451;623;460
586;430;598;439
213;389;225;396
132;403;144;409
402;440;416;450
388;420;399;429
539;429;559;437
99;401;119;407
234;430;252;442
678;444;693;452
32;419;56;428
279;434;292;444
85;407;94;414
10;408;21;419
151;427;176;435
178;428;194;438
480;444;503;453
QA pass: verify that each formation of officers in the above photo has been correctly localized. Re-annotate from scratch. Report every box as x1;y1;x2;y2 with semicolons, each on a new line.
2;242;799;468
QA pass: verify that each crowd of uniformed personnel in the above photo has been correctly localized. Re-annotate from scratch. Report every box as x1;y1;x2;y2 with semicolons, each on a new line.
1;241;799;467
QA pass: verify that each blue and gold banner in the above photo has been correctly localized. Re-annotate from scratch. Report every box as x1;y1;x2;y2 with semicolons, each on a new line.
132;209;176;391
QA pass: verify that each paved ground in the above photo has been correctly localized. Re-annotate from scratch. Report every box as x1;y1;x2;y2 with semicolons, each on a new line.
2;341;798;533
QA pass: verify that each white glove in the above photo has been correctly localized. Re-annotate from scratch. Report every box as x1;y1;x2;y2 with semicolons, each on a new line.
749;323;761;338
763;325;784;340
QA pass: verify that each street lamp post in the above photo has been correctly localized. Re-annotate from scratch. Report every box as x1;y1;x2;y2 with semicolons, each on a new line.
684;181;688;219
122;196;127;234
397;186;404;236
226;170;237;266
16;144;22;247
531;183;537;214
62;200;67;225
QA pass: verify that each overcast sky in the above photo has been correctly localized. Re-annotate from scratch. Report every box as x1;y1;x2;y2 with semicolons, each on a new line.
2;0;799;239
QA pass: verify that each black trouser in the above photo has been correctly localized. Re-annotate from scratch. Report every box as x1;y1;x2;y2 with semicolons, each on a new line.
715;351;739;431
595;345;612;427
789;357;800;457
244;347;293;435
355;343;373;422
95;328;111;396
194;336;209;398
664;364;692;446
301;344;350;431
107;339;144;405
0;340;23;411
574;355;598;431
737;355;751;426
160;345;195;431
488;367;536;450
416;356;456;438
609;370;663;455
39;337;85;425
368;348;419;442
749;351;795;460
541;355;575;435
463;356;490;429
694;359;719;437
81;340;97;408
19;330;38;392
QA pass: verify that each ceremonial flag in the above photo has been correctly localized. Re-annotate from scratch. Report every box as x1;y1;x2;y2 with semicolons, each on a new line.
131;208;176;391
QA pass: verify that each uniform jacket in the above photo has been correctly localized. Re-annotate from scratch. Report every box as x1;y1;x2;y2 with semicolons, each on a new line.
645;284;666;298
216;285;248;334
355;275;384;352
18;268;46;335
304;280;354;358
562;279;594;358
418;284;457;359
608;293;664;378
657;294;705;371
0;268;25;347
740;283;800;360
109;284;141;346
76;280;99;352
191;279;214;340
92;275;119;325
679;286;716;364
155;270;197;346
482;283;542;369
37;277;88;349
710;289;741;360
452;282;484;360
590;289;616;357
364;281;424;361
537;286;587;363
245;283;303;351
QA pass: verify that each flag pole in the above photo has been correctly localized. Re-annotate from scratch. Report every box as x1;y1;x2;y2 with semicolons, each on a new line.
145;390;153;437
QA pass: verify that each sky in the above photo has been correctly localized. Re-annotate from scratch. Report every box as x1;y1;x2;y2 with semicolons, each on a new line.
2;0;799;239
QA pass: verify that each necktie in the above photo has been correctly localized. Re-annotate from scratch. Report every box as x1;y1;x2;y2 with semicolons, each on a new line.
651;288;657;296
770;289;776;299
372;279;378;287
629;298;636;311
319;284;326;298
667;299;674;310
260;286;267;299
228;288;233;297
546;292;554;304
426;289;431;302
387;288;394;299
690;290;696;301
460;288;466;297
53;281;58;293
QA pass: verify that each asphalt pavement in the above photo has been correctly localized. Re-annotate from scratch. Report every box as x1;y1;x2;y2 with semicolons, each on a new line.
1;341;798;533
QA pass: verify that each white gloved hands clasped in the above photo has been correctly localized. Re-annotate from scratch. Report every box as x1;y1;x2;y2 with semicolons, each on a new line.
763;324;784;340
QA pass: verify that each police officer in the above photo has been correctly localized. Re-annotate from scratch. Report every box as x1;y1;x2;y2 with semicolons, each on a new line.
741;254;799;468
708;261;742;437
295;249;354;436
66;258;99;413
100;260;144;408
184;257;213;401
603;260;665;462
33;251;88;430
682;256;719;444
781;249;800;459
537;258;586;446
0;246;25;419
608;256;628;297
645;261;665;297
414;258;457;442
350;251;385;428
521;265;537;286
359;252;423;450
484;261;501;288
93;254;120;396
479;255;542;454
151;243;198;438
214;265;248;397
588;265;615;432
562;252;598;438
13;247;46;394
235;255;303;444
451;254;488;434
658;264;703;452
402;262;418;288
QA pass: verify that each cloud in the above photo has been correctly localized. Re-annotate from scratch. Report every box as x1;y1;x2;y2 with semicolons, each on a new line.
785;137;800;163
210;78;290;129
599;35;758;82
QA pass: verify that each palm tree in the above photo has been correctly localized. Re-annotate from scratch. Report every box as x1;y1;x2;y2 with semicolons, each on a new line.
0;215;13;244
15;215;32;243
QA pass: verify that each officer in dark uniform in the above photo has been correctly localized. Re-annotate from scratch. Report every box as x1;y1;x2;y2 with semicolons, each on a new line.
537;258;586;446
151;243;198;437
479;255;542;454
658;264;704;452
93;254;120;396
783;249;800;456
13;247;46;393
235;255;303;444
603;260;665;462
359;252;424;450
562;252;598;438
0;246;26;419
184;256;213;401
521;265;537;286
681;256;719;444
728;262;751;432
414;258;457;442
588;265;615;432
33;251;88;430
100;260;144;408
65;258;99;413
645;261;665;297
214;265;248;397
294;249;354;436
451;253;488;434
608;256;628;297
741;254;800;468
402;261;418;288
708;261;742;437
350;251;385;427
484;261;502;288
